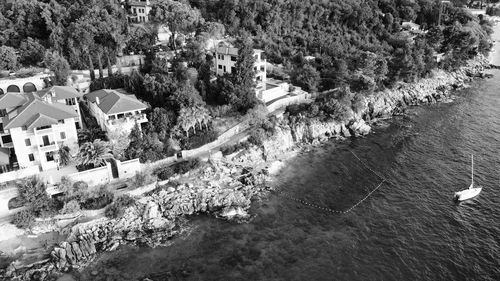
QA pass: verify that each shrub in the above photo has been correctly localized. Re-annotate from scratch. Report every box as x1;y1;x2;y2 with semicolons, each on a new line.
174;158;201;174
81;186;114;210
181;129;218;150
59;178;89;203
59;200;81;215
285;103;311;117
131;170;157;188
221;141;251;156
154;158;202;180
155;166;175;181
248;128;266;146
105;195;135;219
16;176;57;217
12;210;35;229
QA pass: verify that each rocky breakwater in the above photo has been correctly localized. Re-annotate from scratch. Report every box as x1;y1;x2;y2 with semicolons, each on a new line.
3;161;269;280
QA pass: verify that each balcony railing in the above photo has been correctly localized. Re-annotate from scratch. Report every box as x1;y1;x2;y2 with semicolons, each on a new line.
40;142;58;152
35;127;53;135
1;141;14;148
39;143;58;153
106;114;147;126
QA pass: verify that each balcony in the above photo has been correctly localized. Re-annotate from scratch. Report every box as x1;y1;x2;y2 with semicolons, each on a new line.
1;142;14;148
39;142;58;153
106;114;147;126
35;127;53;135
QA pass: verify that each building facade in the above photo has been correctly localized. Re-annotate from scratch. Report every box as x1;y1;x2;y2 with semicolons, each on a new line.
127;0;152;23
0;73;50;95
213;43;294;103
37;86;83;130
83;89;148;134
0;92;79;173
213;45;267;86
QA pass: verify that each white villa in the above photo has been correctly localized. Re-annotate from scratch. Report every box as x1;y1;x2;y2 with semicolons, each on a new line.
36;86;83;130
83;89;148;134
127;0;152;23
0;92;79;173
214;44;267;84
213;42;296;103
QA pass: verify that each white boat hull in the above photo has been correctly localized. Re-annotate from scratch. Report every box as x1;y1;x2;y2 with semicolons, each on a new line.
454;187;482;201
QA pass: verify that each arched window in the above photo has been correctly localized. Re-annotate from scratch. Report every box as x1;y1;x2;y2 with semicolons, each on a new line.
0;88;4;95
23;82;37;93
6;85;20;93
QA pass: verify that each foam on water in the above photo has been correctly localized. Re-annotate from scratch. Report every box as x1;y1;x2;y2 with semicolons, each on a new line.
75;72;500;281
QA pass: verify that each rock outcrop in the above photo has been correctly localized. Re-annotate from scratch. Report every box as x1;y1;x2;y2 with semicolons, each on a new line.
283;55;489;147
3;162;270;280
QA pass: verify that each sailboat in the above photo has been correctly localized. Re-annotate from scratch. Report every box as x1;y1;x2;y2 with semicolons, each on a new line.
454;155;482;201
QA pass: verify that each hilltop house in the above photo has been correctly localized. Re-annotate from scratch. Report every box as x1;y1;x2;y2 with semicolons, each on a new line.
83;89;148;134
214;44;267;84
126;0;152;23
0;92;79;173
213;42;296;103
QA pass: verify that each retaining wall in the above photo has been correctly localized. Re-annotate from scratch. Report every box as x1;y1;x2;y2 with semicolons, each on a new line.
67;163;112;187
117;159;141;179
0;166;40;184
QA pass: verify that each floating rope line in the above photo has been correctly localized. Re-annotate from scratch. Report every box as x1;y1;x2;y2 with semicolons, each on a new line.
271;150;390;214
273;180;385;214
348;149;389;182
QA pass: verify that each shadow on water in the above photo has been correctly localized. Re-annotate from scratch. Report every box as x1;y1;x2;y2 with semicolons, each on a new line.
75;73;500;281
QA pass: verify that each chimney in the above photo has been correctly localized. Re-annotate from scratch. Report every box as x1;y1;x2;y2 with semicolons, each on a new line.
96;96;100;105
50;89;56;97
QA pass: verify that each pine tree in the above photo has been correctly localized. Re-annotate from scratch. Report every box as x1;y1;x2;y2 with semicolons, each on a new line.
231;38;258;112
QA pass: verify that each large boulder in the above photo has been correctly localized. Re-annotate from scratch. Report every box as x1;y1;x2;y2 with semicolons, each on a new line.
349;119;371;136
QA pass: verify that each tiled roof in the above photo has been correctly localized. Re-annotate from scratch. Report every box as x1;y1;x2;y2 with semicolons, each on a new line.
84;89;147;115
26;113;59;130
215;46;239;56
129;0;150;7
3;93;78;130
36;86;81;101
0;93;28;110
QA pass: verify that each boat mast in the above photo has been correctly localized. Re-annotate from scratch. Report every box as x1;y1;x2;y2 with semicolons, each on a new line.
471;154;474;184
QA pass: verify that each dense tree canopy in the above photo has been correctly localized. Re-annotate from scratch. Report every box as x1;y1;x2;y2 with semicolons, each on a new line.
0;0;128;70
189;0;492;91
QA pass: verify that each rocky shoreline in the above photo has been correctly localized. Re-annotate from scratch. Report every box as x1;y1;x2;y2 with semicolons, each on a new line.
2;55;490;281
2;160;271;280
285;55;489;146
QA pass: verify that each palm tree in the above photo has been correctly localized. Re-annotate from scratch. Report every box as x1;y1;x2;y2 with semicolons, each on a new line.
76;139;112;168
57;145;71;166
177;107;196;137
78;128;107;144
197;106;211;130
